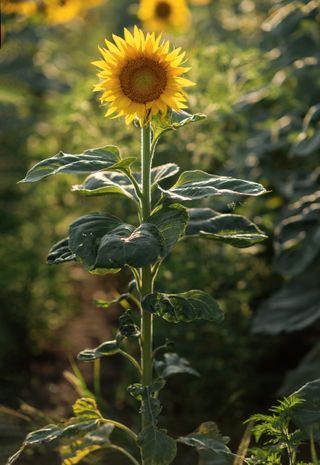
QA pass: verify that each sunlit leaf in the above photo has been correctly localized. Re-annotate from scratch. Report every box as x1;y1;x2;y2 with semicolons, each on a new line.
160;170;267;202
20;146;134;183
152;110;206;143
186;208;267;248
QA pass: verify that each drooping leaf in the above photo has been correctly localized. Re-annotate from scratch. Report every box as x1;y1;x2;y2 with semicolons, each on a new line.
152;109;206;143
253;274;320;334
159;170;267;202
186;208;267;248
72;171;136;201
47;238;76;265
273;191;320;278
77;341;120;362
155;353;199;378
60;424;114;465
128;380;177;465
178;422;234;465
20;146;134;183
149;203;188;255
95;223;163;269
69;213;165;272
142;290;224;324
94;293;130;310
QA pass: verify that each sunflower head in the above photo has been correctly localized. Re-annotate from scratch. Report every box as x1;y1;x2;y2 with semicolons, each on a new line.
93;26;195;126
138;0;191;32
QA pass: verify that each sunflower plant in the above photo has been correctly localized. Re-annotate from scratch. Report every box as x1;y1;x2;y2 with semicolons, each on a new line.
8;26;268;465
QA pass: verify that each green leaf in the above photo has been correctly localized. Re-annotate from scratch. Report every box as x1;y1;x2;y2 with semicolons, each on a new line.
94;293;129;310
292;379;320;431
186;208;267;248
72;398;103;420
47;238;76;265
160;170;267;202
152;109;206;142
273;191;320;278
178;422;234;465
77;341;120;362
60;424;114;465
128;380;177;465
7;420;101;465
95;223;163;269
149;203;188;255
155;353;199;378
72;171;137;200
280;343;320;396
69;213;165;272
118;310;140;339
253;274;320;334
20;146;134;183
142;290;224;324
138;426;177;465
151;163;180;187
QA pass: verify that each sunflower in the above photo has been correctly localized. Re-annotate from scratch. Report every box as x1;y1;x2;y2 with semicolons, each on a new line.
2;0;37;16
44;0;104;24
138;0;191;32
189;0;211;4
93;27;194;126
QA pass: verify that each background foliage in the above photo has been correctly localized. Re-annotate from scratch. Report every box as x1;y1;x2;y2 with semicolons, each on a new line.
1;0;319;463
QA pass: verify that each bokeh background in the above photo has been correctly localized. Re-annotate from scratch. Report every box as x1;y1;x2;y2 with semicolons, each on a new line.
1;0;320;463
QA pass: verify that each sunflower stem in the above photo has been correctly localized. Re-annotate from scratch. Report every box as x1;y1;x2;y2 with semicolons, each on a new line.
140;123;154;430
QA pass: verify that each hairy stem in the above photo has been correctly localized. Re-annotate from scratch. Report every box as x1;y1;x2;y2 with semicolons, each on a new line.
140;123;154;428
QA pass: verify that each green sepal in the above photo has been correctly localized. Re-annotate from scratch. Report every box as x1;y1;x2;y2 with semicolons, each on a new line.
77;340;120;362
186;208;267;248
152;109;206;143
20;146;134;183
142;290;224;324
160;170;267;202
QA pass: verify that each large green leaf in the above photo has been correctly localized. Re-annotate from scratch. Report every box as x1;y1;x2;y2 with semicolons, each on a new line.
160;170;267;202
142;290;224;324
68;212;123;271
95;223;163;269
292;379;320;431
152;109;206;143
129;381;177;465
72;171;136;200
178;422;234;465
155;353;199;378
47;238;75;265
273;191;320;278
151;163;180;186
186;208;267;248
281;343;320;396
149;203;188;254
77;340;120;362
253;274;320;334
20;146;134;183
